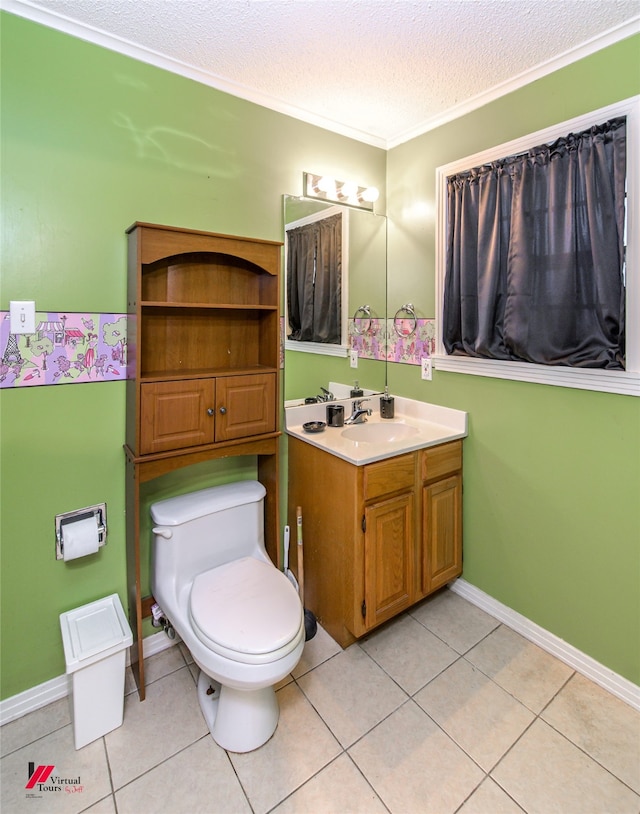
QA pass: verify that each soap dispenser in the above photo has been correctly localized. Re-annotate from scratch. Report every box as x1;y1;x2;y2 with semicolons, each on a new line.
380;386;395;419
350;380;364;398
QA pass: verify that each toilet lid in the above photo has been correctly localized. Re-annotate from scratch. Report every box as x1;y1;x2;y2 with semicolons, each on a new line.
189;558;303;660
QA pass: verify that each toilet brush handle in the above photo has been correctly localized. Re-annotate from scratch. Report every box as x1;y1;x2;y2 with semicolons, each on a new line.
296;506;305;606
284;525;290;569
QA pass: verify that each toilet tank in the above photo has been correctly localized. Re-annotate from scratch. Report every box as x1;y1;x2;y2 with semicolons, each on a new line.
150;481;267;594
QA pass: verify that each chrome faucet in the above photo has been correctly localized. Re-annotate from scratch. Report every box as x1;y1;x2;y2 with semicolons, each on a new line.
345;398;372;425
316;386;334;402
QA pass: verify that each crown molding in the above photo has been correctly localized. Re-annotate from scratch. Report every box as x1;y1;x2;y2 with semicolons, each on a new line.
1;0;388;149
387;16;640;148
2;1;638;151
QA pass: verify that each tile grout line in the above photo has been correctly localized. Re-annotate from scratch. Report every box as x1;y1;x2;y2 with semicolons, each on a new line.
100;733;118;813
225;748;258;814
4;607;637;814
109;656;211;803
261;752;382;814
355;615;599;813
145;641;639;811
484;667;640;807
344;750;394;814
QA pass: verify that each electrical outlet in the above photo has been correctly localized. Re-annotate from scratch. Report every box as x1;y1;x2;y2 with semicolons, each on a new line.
421;357;432;381
350;349;358;368
10;301;36;334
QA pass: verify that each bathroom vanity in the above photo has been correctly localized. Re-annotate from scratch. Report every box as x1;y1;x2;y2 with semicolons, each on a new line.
124;222;282;699
286;398;467;647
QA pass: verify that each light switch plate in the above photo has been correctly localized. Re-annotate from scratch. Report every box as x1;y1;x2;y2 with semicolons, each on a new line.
10;301;36;334
421;357;432;381
350;349;358;368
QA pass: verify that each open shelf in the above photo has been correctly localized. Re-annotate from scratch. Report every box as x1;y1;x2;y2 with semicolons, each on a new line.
141;252;278;307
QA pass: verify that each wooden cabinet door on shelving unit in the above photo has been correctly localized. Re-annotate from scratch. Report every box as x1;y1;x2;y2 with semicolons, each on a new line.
124;222;282;700
140;379;216;454
215;373;276;441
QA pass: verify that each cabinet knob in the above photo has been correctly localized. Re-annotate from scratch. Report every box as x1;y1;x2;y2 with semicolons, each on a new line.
207;408;215;417
219;406;227;415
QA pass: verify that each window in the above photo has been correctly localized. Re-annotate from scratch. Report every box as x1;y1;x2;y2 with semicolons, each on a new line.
285;207;349;357
435;96;639;396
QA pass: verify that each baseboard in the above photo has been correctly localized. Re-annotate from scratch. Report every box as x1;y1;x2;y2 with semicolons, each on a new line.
449;578;640;712
3;588;638;724
0;630;177;726
0;674;71;727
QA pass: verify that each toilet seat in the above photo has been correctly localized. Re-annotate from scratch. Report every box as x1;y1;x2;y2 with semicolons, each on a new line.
189;557;304;665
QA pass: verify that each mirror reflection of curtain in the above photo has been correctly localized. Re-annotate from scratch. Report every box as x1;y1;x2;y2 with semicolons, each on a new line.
287;213;342;343
444;117;626;369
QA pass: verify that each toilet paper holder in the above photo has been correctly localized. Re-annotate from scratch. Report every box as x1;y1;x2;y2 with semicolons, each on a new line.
55;503;107;560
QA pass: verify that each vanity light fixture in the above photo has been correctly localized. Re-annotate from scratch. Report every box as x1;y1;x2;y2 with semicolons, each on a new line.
304;172;379;211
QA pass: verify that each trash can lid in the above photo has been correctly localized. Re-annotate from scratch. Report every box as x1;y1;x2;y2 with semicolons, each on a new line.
60;594;133;672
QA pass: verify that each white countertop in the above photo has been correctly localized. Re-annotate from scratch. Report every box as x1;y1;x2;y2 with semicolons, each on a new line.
285;395;468;465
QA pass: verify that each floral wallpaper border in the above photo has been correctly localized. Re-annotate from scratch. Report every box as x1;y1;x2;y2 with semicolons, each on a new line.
1;311;128;388
349;317;436;363
2;312;433;388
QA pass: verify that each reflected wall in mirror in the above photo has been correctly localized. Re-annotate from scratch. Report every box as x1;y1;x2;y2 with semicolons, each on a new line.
283;195;387;404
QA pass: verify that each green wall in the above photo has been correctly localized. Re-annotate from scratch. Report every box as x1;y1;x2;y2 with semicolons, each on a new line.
0;12;385;699
386;34;640;683
1;12;638;702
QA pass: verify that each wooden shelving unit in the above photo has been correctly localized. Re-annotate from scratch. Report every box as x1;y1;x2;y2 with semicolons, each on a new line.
124;222;282;700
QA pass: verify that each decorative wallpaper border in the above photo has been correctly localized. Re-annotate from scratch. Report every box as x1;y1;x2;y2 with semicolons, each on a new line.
349;317;436;363
1;312;128;388
1;312;433;388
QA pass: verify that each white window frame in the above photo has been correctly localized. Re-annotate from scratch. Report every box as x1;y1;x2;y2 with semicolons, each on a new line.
284;205;349;358
434;95;640;397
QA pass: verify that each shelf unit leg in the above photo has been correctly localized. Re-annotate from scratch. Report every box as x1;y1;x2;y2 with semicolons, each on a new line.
125;458;146;701
258;452;280;567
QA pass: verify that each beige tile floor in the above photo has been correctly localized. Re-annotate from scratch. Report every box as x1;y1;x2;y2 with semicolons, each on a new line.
2;589;639;814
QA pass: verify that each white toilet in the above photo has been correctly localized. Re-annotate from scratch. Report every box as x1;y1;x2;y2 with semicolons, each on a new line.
150;480;305;753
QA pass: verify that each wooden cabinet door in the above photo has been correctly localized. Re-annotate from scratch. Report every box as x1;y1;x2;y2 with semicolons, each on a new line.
422;474;462;594
140;379;215;454
362;492;414;632
215;373;276;442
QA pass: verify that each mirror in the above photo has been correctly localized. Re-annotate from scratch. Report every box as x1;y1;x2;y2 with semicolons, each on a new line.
283;195;387;403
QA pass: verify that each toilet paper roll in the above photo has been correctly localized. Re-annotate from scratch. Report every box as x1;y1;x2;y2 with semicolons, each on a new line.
63;515;100;561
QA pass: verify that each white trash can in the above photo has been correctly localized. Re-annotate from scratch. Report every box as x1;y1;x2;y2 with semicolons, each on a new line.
59;593;133;749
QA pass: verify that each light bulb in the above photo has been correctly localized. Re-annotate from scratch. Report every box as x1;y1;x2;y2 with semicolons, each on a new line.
361;186;379;203
317;176;334;193
340;181;358;198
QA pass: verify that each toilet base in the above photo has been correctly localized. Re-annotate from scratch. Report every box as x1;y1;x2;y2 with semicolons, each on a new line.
197;670;279;753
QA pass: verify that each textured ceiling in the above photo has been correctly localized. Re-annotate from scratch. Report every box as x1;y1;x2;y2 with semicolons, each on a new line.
8;0;640;146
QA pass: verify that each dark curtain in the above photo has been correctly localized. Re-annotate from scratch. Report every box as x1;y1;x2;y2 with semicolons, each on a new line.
443;117;627;369
287;222;316;341
287;213;342;343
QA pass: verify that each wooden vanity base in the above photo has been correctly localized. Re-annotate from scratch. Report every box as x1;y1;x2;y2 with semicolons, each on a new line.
287;436;462;648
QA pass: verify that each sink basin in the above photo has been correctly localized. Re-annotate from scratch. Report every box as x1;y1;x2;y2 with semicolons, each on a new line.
341;423;420;443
